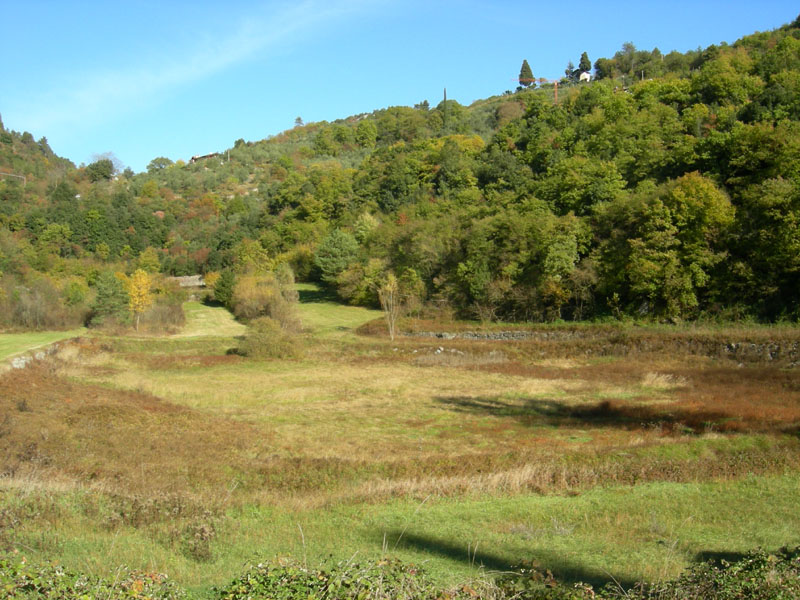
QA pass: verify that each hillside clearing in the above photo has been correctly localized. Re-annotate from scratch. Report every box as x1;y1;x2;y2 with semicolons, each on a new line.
175;301;246;337
295;282;383;336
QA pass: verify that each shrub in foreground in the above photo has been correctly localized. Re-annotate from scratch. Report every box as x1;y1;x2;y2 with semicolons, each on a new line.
212;549;800;600
495;547;800;600
0;553;187;599
1;547;799;599
214;558;449;600
604;546;800;599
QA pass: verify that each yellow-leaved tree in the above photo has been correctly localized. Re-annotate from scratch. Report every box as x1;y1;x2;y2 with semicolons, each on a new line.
127;268;153;331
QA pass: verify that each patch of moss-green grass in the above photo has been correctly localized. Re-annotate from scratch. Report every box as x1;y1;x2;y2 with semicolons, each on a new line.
0;328;85;361
296;283;382;336
178;301;246;338
3;473;799;596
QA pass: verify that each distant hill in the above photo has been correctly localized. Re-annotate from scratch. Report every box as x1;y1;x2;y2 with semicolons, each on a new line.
1;14;799;325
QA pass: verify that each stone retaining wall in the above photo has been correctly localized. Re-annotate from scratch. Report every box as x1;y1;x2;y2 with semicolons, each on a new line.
406;331;800;366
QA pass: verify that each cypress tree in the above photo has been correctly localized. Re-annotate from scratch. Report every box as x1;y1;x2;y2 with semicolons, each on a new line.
579;51;592;73
519;60;534;87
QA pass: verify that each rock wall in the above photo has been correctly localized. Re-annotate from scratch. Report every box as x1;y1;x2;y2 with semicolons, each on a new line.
406;331;800;366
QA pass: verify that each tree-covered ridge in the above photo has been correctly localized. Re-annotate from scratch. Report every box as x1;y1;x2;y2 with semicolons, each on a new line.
1;16;799;327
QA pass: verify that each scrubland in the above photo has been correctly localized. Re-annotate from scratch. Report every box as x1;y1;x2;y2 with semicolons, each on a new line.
1;289;799;596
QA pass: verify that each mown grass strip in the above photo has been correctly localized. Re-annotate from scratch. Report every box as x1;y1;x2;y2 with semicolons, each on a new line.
0;328;85;361
176;301;246;338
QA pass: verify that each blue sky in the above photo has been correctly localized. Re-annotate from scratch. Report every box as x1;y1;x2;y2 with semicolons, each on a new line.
1;1;797;173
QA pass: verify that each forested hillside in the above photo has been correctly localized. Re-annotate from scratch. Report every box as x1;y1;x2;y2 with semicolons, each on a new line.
1;16;800;328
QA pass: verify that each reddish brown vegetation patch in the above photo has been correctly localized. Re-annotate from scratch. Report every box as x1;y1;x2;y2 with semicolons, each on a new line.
436;362;800;436
668;367;800;433
0;365;264;495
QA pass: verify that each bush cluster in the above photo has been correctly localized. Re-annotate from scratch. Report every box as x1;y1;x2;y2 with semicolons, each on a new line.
210;264;303;358
0;553;188;599
604;546;800;599
0;275;88;330
237;316;300;359
213;558;446;600
137;302;186;334
1;548;799;599
221;264;298;324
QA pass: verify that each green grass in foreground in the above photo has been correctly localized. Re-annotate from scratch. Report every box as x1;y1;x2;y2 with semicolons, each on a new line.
3;473;799;596
0;328;85;361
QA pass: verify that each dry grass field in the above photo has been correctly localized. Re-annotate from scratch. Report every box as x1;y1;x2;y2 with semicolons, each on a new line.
1;288;799;593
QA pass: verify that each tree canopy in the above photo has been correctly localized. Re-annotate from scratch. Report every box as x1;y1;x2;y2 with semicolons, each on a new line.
2;16;800;326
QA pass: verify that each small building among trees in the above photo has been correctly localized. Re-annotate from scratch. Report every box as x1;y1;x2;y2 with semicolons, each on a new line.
170;275;206;288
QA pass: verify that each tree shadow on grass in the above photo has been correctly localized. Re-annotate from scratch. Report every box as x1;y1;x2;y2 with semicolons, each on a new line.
297;286;338;304
436;395;768;434
381;530;636;590
694;549;748;566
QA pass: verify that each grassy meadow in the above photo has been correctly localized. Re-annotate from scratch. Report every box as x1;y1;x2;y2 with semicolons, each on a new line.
1;287;800;596
0;328;86;362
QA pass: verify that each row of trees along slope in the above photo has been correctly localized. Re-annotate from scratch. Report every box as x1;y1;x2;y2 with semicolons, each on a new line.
1;14;799;329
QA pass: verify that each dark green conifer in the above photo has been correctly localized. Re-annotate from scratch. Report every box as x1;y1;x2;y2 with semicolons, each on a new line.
519;59;534;87
579;51;591;72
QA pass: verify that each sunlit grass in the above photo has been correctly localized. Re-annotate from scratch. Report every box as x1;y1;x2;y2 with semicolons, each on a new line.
69;351;607;462
3;474;799;592
0;328;85;361
4;290;800;596
295;282;383;336
176;301;246;338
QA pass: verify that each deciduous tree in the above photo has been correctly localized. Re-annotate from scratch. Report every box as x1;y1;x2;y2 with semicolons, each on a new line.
378;272;401;341
127;268;153;331
137;246;161;273
355;120;378;148
147;157;173;172
86;159;114;182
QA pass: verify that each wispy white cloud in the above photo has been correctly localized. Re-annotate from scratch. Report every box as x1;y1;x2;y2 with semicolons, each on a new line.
13;0;379;135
